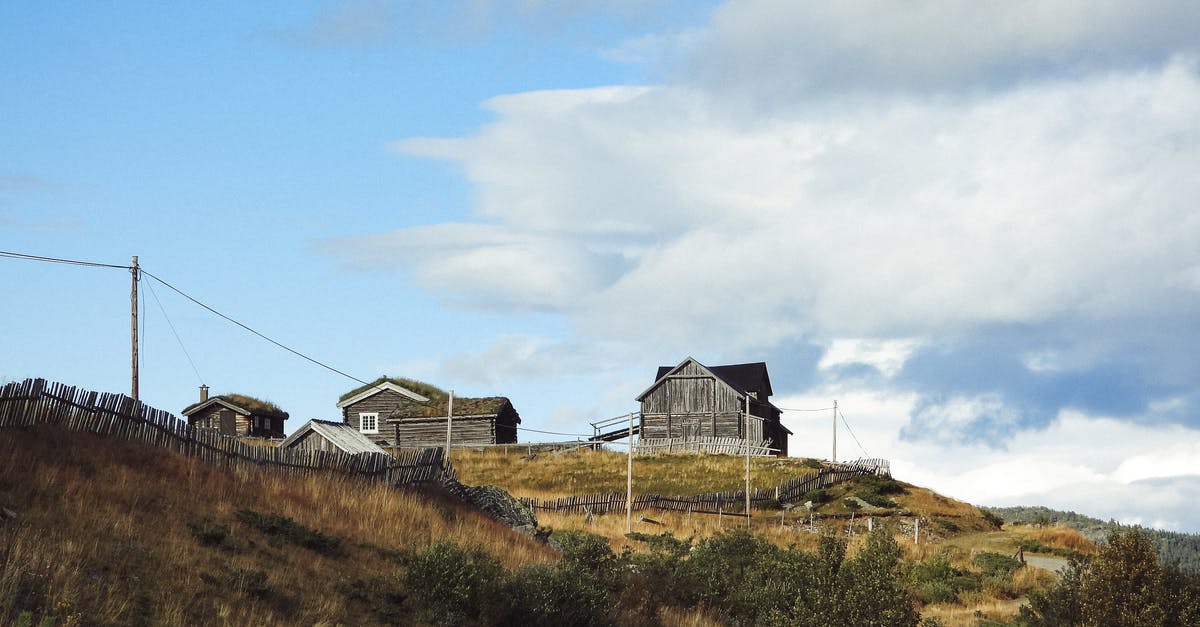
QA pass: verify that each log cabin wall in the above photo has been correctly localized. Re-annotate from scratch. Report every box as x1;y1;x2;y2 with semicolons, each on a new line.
391;415;496;447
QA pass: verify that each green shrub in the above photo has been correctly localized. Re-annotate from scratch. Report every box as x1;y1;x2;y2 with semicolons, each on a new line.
504;563;615;627
403;541;508;626
801;488;831;504
972;552;1022;576
980;509;1005;529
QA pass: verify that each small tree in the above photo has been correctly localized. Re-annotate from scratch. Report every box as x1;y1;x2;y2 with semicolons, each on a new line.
1079;527;1165;627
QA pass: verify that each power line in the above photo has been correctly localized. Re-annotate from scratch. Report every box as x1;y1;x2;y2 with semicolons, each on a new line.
143;276;204;386
0;249;131;270
837;407;870;457
140;268;375;389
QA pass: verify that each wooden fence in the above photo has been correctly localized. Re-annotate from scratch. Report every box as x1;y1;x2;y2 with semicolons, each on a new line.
635;436;774;456
0;378;450;487
520;457;892;516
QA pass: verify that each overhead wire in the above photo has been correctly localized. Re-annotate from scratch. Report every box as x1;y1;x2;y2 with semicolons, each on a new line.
0;249;131;270
139;268;375;389
143;276;205;386
837;406;871;457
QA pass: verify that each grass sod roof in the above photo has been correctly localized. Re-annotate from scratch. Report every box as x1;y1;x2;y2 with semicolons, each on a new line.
181;393;287;418
339;376;514;419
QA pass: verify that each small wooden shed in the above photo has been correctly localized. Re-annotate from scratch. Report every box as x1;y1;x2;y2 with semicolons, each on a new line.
279;419;388;455
181;387;288;438
636;357;790;456
336;377;520;448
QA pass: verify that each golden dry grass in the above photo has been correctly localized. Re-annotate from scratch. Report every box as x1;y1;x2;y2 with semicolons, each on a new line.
453;446;820;498
1028;525;1097;554
0;425;552;625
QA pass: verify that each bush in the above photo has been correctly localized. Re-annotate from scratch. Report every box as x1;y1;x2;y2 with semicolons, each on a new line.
403;541;508;626
980;509;1005;529
504;563;615;627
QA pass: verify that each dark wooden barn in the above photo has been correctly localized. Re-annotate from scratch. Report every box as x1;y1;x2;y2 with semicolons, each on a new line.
181;386;288;439
636;357;790;456
336;377;520;448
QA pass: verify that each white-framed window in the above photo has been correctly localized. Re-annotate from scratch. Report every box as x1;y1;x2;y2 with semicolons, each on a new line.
359;412;379;434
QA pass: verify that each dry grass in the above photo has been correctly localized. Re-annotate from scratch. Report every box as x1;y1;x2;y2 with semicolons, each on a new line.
1027;525;1097;554
920;598;1026;627
454;446;820;498
0;425;552;625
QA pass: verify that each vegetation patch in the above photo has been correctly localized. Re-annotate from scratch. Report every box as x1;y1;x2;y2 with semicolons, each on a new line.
235;509;343;556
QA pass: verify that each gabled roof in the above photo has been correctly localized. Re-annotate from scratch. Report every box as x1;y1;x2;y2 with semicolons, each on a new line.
638;357;775;402
279;419;387;455
336;379;430;409
182;394;288;420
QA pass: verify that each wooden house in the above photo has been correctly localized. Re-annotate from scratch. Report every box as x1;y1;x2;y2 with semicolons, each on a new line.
336;377;520;448
636;357;790;456
181;386;287;438
278;419;388;455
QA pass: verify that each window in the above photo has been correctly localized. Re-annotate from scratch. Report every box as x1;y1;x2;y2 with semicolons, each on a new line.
359;412;379;434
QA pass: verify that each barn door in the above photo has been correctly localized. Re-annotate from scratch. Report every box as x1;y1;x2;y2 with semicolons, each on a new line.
220;410;237;435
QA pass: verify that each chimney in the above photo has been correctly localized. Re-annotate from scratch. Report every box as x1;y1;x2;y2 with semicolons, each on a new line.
199;385;209;402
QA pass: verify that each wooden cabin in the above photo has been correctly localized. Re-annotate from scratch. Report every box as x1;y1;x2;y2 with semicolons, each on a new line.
336;377;520;448
636;357;790;456
279;419;388;455
181;386;287;438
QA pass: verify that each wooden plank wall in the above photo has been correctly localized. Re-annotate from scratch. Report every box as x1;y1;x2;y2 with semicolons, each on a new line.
518;458;892;516
0;378;452;488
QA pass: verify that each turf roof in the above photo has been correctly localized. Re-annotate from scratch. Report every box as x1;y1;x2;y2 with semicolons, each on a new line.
182;393;287;418
338;376;448;403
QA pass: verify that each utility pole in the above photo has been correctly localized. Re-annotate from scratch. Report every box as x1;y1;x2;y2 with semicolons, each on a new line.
745;394;751;530
130;255;139;402
832;399;838;463
626;411;634;533
444;390;454;466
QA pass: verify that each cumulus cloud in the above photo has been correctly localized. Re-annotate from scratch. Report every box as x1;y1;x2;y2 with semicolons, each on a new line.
361;57;1200;354
685;0;1200;103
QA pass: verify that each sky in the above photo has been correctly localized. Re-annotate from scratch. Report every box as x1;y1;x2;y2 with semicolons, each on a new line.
2;1;1199;532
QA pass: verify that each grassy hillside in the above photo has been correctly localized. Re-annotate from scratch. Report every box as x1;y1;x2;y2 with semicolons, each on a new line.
1;421;1088;626
0;425;552;625
984;505;1200;573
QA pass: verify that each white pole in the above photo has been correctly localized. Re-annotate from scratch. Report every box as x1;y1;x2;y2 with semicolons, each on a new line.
832;399;838;463
745;394;751;529
626;411;634;533
914;518;920;545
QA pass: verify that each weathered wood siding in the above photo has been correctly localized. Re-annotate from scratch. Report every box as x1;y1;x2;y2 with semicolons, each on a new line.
343;389;426;444
283;430;342;453
639;361;776;453
390;415;496;448
188;407;283;438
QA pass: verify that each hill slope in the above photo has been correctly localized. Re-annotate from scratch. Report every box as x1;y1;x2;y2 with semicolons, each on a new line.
984;505;1200;573
0;425;551;625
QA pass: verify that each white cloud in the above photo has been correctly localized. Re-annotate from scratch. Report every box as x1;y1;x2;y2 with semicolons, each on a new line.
686;0;1200;100
819;338;923;377
352;56;1200;355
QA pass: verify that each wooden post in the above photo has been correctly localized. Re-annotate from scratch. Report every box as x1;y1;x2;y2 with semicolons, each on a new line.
626;411;634;533
130;255;139;402
444;390;454;466
744;394;751;529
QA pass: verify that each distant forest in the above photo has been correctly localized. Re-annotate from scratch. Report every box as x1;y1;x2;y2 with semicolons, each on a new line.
984;505;1200;573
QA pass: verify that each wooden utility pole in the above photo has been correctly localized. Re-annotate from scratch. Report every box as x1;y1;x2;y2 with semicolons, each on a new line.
626;411;634;533
832;399;838;463
745;394;751;529
444;390;454;465
130;255;139;402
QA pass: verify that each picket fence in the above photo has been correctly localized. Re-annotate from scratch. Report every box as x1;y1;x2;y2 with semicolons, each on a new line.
0;378;451;487
521;457;891;516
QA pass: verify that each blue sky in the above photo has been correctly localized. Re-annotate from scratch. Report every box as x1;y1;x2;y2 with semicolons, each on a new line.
3;1;1200;532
